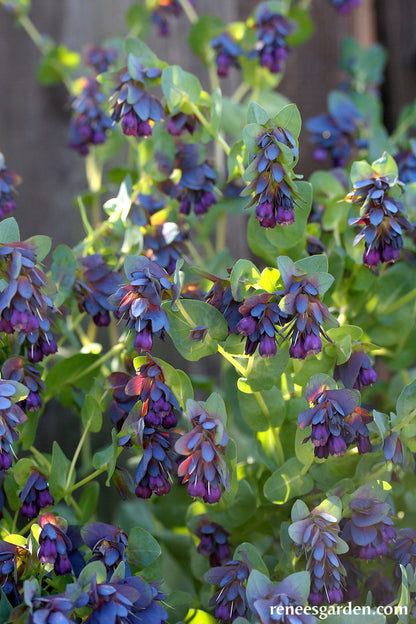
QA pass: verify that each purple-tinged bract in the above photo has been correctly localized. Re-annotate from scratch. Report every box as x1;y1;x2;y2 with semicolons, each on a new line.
250;3;295;74
2;356;45;412
329;0;361;14
0;153;20;220
144;222;188;275
383;431;407;466
237;292;287;358
0;379;27;471
85;44;117;74
175;396;229;504
206;273;243;336
334;350;377;391
152;0;183;36
81;522;128;577
74;253;121;326
69;78;113;156
210;33;243;78
38;514;73;576
20;470;54;519
109;256;175;352
195;519;232;566
173;143;217;217
110;56;164;138
135;427;175;499
205;559;249;622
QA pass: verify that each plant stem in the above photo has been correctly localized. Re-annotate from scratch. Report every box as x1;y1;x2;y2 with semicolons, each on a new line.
188;102;231;155
254;391;285;465
17;13;48;53
217;344;247;377
215;213;227;252
384;288;416;314
30;446;52;471
65;415;93;490
178;0;198;23
65;467;106;495
231;82;251;104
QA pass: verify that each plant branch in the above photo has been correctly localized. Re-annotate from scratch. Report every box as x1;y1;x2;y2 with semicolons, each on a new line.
178;0;198;23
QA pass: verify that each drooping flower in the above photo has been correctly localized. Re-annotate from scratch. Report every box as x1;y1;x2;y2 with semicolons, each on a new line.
298;375;363;458
0;238;57;362
189;325;208;342
210;33;243;78
166;111;198;136
109;256;175;352
345;153;412;267
289;498;347;606
0;540;21;605
334;350;377;391
37;514;73;575
0;379;28;470
249;3;295;74
205;272;243;335
152;0;183;36
135;426;175;499
172;143;217;217
204;559;250;622
124;355;179;429
108;372;137;432
195;519;232;566
19;470;54;519
175;396;229;504
245;569;314;624
237;293;287;357
344;407;372;455
110;56;164;138
0;153;20;220
74;253;121;326
383;431;407;467
329;0;361;14
243;107;302;229
278;257;338;359
28;594;79;624
85;44;118;75
69;78;113;156
2;356;45;412
392;528;416;576
143;222;188;275
81;522;128;578
306;93;364;167
364;570;395;606
342;491;396;560
395;141;416;184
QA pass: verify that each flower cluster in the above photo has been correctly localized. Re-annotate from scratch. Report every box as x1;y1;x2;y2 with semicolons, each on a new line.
176;396;229;504
249;3;295;74
289;499;347;606
298;376;370;458
393;528;416;575
205;273;243;335
0;540;20;603
108;371;137;432
69;78;112;156
195;519;232;566
306;94;364;167
152;0;183;36
19;469;54;519
329;0;361;13
0;153;20;220
135;426;175;499
0;239;57;362
243;109;301;229
172;143;217;216
246;570;314;624
110;256;175;352
2;356;45;412
342;492;396;560
0;379;27;470
74;253;121;326
205;559;249;622
124;355;179;430
110;55;164;137
346;154;412;267
37;514;73;575
166;112;198;136
278;257;337;359
395;141;416;184
334;350;377;391
143;222;188;275
383;431;407;466
237;293;287;357
85;44;117;74
81;522;128;578
210;33;243;78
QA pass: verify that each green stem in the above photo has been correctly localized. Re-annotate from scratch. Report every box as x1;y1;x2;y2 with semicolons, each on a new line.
217;344;247;377
17;13;48;53
178;0;198;23
65;415;93;490
30;446;51;471
65;467;106;495
11;510;19;535
78;197;94;237
188;102;231;155
215;213;227;252
254;392;285;466
384;288;416;314
231;82;251;104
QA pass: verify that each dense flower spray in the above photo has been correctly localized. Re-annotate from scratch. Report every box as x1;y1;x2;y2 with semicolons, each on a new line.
74;253;121;326
0;153;20;220
249;3;295;74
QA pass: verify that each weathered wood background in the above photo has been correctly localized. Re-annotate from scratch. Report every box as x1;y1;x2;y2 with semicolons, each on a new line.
2;0;412;248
